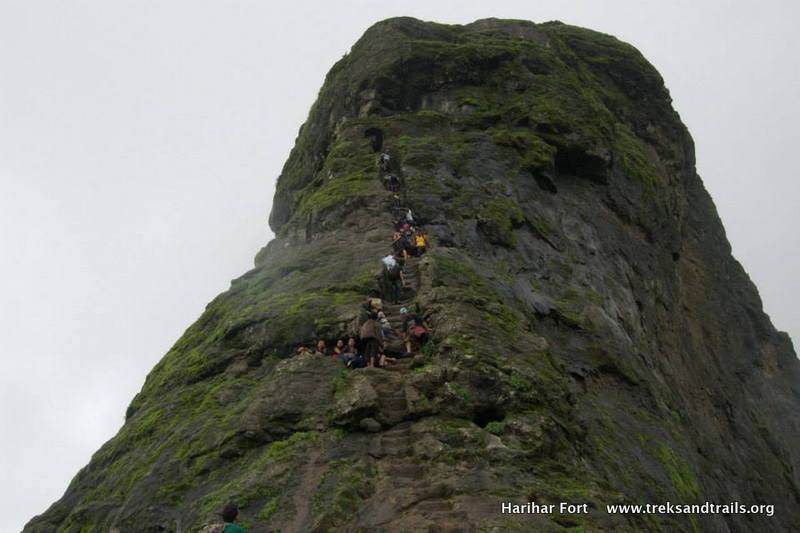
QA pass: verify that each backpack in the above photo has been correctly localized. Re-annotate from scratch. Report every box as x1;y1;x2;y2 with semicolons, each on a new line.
387;263;402;281
410;324;428;338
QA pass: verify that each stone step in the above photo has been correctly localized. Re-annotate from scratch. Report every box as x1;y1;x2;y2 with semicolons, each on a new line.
383;303;410;311
384;343;405;354
375;384;405;393
380;432;410;442
384;363;411;373
429;511;468;520
381;422;412;435
374;384;404;395
368;377;403;388
414;499;454;513
426;517;470;532
384;335;402;346
372;384;403;394
381;442;410;456
381;429;410;439
377;396;405;405
380;398;407;411
381;431;410;442
384;463;425;479
374;386;403;396
378;434;411;447
378;412;407;425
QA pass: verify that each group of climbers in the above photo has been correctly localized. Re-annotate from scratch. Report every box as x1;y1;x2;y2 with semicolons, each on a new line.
296;335;376;368
383;211;427;305
374;148;431;357
296;296;429;369
391;214;427;259
291;146;431;371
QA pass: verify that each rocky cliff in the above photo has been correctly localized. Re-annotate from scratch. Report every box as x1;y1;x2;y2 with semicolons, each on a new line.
26;17;800;532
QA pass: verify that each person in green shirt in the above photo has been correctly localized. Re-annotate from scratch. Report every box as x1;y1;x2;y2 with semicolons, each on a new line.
221;503;246;533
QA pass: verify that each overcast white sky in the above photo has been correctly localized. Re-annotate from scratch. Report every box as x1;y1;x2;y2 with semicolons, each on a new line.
1;1;797;530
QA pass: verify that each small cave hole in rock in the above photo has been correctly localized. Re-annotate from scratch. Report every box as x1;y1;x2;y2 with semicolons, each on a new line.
364;128;384;153
554;145;607;183
473;405;506;427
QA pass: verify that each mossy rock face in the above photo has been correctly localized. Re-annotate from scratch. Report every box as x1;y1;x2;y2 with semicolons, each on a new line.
477;197;525;247
26;17;800;533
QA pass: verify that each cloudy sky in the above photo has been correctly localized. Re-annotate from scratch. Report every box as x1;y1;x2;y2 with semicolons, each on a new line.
1;0;797;529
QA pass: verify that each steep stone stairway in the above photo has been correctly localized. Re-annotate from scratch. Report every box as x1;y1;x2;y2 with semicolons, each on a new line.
367;421;471;531
358;150;475;531
366;369;409;426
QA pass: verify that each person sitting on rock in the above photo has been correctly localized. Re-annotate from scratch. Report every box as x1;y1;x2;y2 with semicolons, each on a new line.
400;307;430;355
359;312;384;368
348;353;367;369
333;339;345;356
220;503;246;533
338;337;356;364
340;337;366;368
295;345;313;357
313;339;330;357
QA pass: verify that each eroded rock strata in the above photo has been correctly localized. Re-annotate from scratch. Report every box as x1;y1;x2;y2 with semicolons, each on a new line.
26;17;800;532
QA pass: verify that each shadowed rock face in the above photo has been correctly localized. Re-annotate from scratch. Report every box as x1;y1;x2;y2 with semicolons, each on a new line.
26;17;800;533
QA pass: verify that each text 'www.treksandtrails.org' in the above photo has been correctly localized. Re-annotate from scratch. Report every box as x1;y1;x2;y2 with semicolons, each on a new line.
605;501;774;516
501;501;775;517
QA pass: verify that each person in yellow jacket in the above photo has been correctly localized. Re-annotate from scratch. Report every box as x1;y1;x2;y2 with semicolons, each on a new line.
413;230;428;256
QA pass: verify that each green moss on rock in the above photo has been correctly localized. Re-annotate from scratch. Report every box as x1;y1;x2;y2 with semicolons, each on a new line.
477;197;524;248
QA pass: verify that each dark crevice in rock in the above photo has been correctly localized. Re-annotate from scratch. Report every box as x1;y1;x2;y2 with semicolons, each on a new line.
553;145;609;184
364;127;384;152
533;171;558;194
473;406;505;427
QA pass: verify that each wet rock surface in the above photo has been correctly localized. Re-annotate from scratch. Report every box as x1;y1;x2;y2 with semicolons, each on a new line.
26;16;800;533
